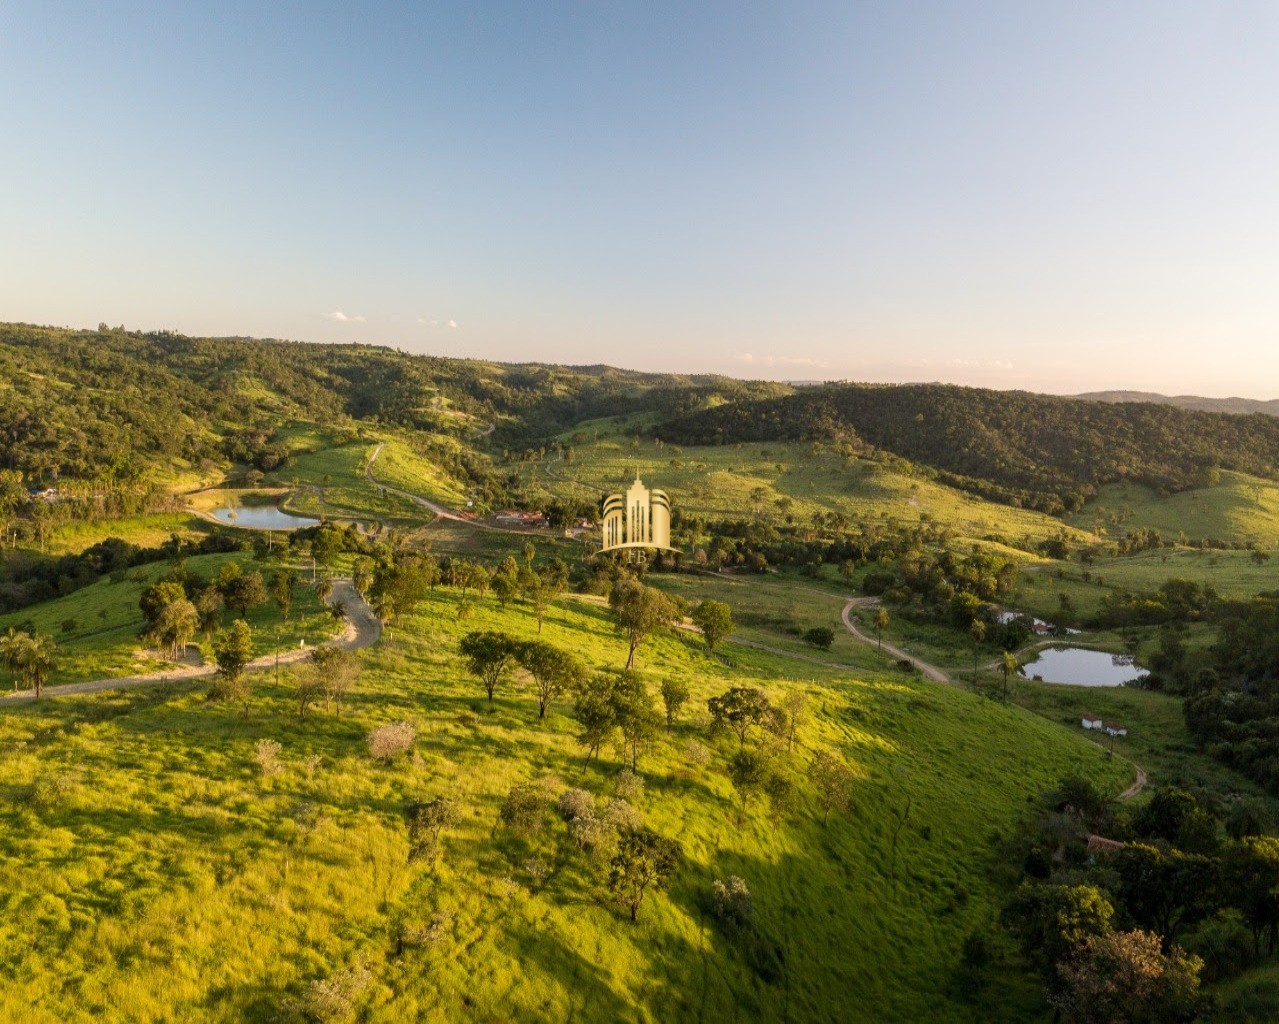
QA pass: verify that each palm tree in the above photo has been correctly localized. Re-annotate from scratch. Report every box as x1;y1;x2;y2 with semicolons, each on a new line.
969;619;986;682
0;628;22;692
874;607;889;652
1000;650;1020;702
16;632;57;698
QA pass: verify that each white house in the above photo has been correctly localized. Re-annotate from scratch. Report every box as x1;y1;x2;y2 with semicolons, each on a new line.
1103;722;1128;738
1081;713;1103;730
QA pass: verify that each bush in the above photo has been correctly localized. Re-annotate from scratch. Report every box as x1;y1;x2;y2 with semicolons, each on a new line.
615;768;644;803
289;962;371;1023
367;721;416;763
601;797;642;834
254;738;283;777
557;788;596;822
500;782;552;836
25;773;73;809
684;739;711;770
711;875;754;930
803;627;835;650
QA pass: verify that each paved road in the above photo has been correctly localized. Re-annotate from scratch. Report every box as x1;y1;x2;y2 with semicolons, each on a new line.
1;580;380;705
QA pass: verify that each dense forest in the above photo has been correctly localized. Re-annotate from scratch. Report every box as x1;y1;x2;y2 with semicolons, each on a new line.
658;383;1279;513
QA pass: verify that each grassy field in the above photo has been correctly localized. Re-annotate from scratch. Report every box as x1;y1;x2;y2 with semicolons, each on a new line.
0;584;1132;1022
0;553;339;685
1069;471;1279;546
523;426;1085;549
367;437;469;507
40;514;205;556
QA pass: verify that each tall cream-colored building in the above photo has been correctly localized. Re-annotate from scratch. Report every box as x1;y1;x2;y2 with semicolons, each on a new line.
601;475;673;552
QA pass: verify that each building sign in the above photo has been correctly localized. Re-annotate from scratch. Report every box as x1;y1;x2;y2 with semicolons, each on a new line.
601;474;675;552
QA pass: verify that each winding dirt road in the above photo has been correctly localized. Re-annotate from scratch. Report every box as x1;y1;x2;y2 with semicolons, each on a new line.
840;597;952;684
1;580;381;705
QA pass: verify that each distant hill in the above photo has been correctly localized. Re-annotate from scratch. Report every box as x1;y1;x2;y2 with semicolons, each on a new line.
1078;390;1279;417
658;382;1279;514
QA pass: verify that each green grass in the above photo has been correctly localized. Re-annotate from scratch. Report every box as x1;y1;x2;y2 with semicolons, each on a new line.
525;431;1085;548
368;437;469;507
1069;471;1279;546
40;514;205;556
0;553;340;685
0;585;1132;1022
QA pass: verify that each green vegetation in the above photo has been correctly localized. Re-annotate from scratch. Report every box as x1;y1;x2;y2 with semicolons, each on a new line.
0;585;1130;1021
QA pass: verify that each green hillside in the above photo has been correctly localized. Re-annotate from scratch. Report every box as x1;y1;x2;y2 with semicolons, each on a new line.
0;586;1129;1022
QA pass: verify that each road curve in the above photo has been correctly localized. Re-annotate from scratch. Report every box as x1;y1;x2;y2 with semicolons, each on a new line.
1;580;380;705
840;598;952;684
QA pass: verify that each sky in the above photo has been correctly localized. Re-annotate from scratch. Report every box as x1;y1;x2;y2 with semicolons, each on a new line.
2;1;1278;397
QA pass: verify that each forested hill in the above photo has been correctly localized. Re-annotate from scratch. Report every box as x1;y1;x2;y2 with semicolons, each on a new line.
0;323;787;483
1077;390;1279;418
657;383;1279;513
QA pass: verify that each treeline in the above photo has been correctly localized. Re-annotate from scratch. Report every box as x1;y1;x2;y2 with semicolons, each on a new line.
657;382;1279;514
986;776;1279;1021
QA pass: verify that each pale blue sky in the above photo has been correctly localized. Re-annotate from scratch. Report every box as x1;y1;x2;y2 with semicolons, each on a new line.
2;2;1278;396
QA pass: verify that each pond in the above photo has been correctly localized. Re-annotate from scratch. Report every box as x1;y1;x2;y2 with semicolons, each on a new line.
210;505;320;531
1018;646;1149;688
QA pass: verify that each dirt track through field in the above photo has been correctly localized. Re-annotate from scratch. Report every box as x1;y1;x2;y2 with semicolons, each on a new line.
1;580;380;705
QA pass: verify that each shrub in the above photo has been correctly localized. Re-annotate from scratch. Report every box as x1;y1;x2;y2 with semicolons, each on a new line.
683;739;711;770
500;782;552;836
367;721;416;763
614;768;644;803
292;962;371;1023
602;797;642;834
254;738;283;777
25;773;73;809
557;788;596;823
803;627;835;650
711;875;754;930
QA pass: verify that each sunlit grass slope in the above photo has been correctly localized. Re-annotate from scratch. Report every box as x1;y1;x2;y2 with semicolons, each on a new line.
0;588;1129;1022
1069;471;1279;546
524;426;1084;547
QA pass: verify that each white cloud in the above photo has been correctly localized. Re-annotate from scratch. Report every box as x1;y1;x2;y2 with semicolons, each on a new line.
447;319;458;329
417;317;459;328
734;352;829;369
323;310;365;323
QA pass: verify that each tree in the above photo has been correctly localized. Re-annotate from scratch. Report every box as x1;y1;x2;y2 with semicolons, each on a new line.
707;686;772;747
804;626;835;650
573;675;618;766
490;556;520;608
660;677;690;728
970;618;986;680
223;571;268;619
691;600;733;652
530;559;569;632
271;568;299;621
608;827;682;922
727;749;769;821
1113;843;1219;948
4;631;57;698
608;577;679;669
406;795;460;863
1003;883;1115;978
777;691;806;752
308;644;360;714
315;577;333;604
807;749;856;825
212;620;254;717
140;580;188;631
516;640;586;719
459;630;517;704
1000;650;1019;701
1224;836;1279;956
151;594;198;661
1052;929;1203;1024
611;673;661;770
351;556;374;598
311;523;345;573
195;587;224;640
873;607;889;652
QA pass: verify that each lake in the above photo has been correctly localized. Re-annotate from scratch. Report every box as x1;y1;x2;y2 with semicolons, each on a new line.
210;506;320;531
1018;646;1149;688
